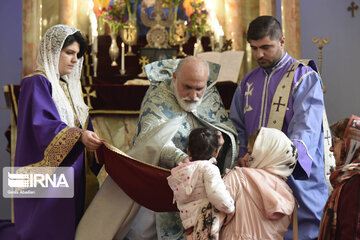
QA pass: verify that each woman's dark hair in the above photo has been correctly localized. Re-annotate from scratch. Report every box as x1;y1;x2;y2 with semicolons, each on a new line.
247;15;283;42
187;128;221;161
62;31;87;58
330;118;350;139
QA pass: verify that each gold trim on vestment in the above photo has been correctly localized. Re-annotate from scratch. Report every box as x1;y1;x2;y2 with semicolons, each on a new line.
103;142;171;172
267;60;311;130
23;71;47;79
16;127;83;173
89;109;141;115
59;80;81;127
10;85;18;121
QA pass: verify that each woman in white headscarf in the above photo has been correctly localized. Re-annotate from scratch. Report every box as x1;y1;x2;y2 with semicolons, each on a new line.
14;25;103;240
219;127;297;240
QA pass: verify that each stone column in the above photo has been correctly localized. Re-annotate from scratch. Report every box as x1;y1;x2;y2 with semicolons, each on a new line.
22;0;42;76
60;0;77;27
259;0;276;16
224;0;243;51
241;0;259;74
281;0;301;59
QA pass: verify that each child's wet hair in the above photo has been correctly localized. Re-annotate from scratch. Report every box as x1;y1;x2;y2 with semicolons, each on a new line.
188;128;221;161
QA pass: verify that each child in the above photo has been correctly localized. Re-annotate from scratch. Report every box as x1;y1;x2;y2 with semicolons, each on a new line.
220;127;298;240
167;128;235;240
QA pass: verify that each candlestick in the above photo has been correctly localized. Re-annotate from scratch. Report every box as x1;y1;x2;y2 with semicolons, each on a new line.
120;42;125;75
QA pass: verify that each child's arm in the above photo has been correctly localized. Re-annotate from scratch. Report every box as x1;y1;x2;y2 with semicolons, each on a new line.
203;164;235;214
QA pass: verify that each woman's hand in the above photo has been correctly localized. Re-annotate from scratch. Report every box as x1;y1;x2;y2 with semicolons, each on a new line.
80;130;103;151
236;157;245;167
223;211;235;225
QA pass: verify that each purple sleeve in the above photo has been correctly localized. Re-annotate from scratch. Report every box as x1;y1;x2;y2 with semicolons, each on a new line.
229;85;247;157
15;75;69;166
288;71;324;179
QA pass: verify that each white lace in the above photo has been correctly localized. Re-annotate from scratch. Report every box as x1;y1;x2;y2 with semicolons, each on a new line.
36;24;89;127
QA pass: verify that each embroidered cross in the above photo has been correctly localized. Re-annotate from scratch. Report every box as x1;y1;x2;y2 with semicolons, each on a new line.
273;96;286;112
348;2;358;17
324;130;331;145
244;82;254;113
285;65;295;78
83;86;97;109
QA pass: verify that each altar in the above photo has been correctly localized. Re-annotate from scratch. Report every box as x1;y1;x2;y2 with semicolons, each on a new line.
4;0;241;170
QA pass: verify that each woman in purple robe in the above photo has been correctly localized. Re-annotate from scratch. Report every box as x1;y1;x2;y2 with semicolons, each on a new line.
13;25;103;240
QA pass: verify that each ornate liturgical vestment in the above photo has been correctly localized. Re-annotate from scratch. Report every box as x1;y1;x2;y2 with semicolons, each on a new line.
76;59;238;240
230;52;334;240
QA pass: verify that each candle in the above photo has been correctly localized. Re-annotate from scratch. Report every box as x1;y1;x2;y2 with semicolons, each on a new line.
219;35;224;52
93;36;98;54
194;43;198;56
121;42;125;74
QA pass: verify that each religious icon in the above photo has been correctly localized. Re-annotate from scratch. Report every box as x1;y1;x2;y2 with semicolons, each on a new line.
169;20;190;57
121;19;139;56
141;0;174;48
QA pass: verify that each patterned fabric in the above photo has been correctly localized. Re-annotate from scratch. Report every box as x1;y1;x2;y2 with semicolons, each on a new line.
131;59;238;240
319;115;360;240
167;158;234;231
133;59;237;169
36;24;88;127
14;72;94;240
192;202;222;240
16;127;83;171
59;80;81;127
230;52;328;240
251;127;298;179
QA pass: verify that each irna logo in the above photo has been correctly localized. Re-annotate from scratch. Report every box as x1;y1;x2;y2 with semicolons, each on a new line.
7;172;69;188
3;167;74;198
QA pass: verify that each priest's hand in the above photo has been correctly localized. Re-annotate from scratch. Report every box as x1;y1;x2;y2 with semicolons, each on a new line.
80;130;103;151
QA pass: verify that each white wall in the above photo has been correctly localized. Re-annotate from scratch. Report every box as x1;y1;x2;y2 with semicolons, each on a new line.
0;0;22;220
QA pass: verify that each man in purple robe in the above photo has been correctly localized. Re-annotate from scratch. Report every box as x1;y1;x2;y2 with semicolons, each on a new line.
12;25;102;240
230;16;331;240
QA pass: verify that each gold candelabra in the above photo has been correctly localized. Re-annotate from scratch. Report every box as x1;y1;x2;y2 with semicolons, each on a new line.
312;37;329;93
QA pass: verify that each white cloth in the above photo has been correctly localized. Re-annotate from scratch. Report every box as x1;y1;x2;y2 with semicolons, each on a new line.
75;117;185;240
251;127;298;179
36;24;88;127
167;158;235;230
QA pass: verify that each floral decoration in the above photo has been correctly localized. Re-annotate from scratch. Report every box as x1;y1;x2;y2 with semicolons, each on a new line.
125;0;139;22
187;0;210;36
102;0;128;34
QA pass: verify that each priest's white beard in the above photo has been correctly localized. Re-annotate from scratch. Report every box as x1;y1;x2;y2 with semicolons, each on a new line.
173;83;204;112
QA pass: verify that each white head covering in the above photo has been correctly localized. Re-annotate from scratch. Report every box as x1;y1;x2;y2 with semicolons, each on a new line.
250;127;298;178
36;24;89;127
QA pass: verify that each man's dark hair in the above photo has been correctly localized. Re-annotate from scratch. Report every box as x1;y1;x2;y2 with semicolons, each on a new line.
62;31;87;58
187;128;221;161
247;15;283;42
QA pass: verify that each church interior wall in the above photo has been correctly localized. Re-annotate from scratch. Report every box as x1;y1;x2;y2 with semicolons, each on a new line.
1;0;360;220
299;0;360;124
0;0;22;220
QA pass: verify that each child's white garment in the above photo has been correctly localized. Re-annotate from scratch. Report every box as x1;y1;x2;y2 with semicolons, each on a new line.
167;158;235;231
